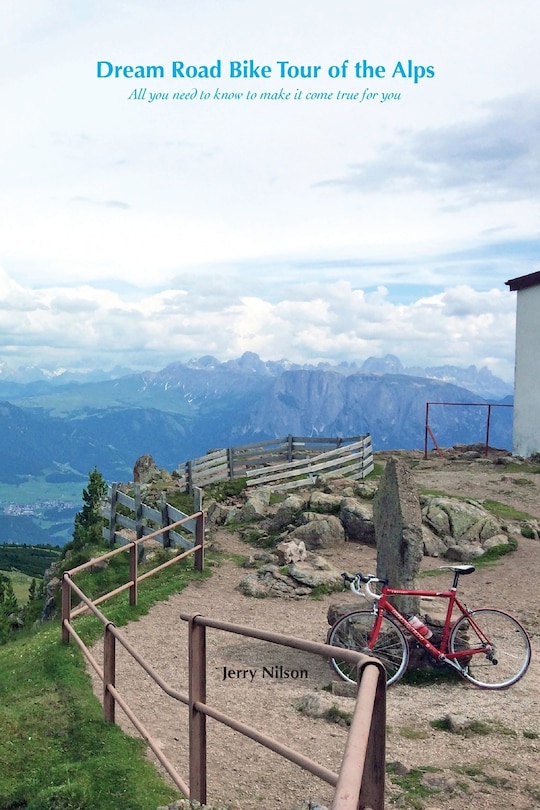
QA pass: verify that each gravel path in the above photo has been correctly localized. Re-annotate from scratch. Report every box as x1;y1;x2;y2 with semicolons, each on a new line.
89;457;540;809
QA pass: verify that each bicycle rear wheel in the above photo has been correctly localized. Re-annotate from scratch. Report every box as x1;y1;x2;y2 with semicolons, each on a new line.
328;610;409;686
449;608;531;689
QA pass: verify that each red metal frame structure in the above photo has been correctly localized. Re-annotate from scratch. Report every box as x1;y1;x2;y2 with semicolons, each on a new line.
424;401;513;459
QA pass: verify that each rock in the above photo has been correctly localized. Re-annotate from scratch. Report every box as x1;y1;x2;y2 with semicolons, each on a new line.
373;456;424;615
339;498;375;544
238;573;272;598
421;772;458;791
205;500;230;526
288;515;346;550
388;761;410;776
231;487;272;522
420;495;510;559
270;494;306;530
445;713;470;733
421;526;448;557
327;602;365;626
133;453;159;484
309;491;343;513
276;539;307;564
288;557;343;589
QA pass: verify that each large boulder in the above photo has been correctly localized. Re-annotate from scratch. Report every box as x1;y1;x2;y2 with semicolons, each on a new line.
420;496;511;561
288;515;346;550
225;487;272;523
339;498;375;544
270;494;306;531
309;491;343;514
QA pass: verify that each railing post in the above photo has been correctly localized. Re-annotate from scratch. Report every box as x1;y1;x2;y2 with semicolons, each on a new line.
103;623;116;723
358;666;386;810
485;404;492;457
61;574;71;644
188;614;207;803
129;541;138;606
194;507;205;572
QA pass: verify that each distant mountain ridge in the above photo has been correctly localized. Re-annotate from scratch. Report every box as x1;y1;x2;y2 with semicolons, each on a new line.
0;353;513;482
0;353;514;545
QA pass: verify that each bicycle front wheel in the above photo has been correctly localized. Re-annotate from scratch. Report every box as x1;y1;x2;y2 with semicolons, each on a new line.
449;608;531;689
328;610;409;686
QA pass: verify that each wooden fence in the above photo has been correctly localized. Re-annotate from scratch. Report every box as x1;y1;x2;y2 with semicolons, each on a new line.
102;484;201;550
174;433;373;493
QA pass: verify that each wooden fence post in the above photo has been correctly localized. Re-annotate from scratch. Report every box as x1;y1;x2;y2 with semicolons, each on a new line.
108;483;118;547
61;575;71;644
187;460;193;494
194;489;204;572
129;541;138;606
287;434;293;462
160;491;171;548
227;447;234;480
103;624;116;723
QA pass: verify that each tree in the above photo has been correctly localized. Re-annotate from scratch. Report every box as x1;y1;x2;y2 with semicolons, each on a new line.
71;468;108;551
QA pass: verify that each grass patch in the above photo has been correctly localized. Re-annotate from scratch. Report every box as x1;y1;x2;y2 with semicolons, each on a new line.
205;477;248;502
431;717;516;737
401;667;461;686
386;766;441;809
1;568;34;604
399;726;430;740
494;461;540;474
524;730;539;739
0;547;216;808
324;705;353;727
309;583;333;600
481;499;534;521
472;536;518;566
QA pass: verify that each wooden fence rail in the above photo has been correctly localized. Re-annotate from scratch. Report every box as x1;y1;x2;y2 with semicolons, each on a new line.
102;485;201;549
174;433;374;492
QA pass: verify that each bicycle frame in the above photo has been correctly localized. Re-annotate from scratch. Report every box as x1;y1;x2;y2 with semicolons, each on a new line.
369;584;493;674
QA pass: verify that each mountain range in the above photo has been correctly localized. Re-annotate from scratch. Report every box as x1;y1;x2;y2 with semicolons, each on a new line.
0;352;514;482
0;353;514;545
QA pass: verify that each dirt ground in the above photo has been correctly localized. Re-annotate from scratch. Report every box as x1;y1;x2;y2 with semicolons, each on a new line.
89;453;540;810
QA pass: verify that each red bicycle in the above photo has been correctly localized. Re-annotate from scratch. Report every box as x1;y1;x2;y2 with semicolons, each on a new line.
328;564;531;689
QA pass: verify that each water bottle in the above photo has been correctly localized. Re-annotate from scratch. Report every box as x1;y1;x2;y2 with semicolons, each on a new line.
407;614;433;639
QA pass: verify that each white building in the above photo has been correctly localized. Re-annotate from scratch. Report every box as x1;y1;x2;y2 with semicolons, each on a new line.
505;271;540;457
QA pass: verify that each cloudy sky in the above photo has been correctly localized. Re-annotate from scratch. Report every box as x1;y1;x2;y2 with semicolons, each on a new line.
1;0;539;382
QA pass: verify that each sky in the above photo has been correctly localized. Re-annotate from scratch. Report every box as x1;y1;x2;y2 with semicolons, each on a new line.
1;0;539;383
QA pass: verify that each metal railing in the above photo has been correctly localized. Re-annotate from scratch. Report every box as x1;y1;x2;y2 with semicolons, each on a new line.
181;612;386;810
424;401;513;458
60;513;386;809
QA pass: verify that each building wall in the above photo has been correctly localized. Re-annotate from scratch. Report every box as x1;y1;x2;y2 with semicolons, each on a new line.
513;284;540;457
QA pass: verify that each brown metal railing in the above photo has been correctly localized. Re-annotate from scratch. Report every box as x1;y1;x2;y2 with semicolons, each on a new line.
181;612;386;810
61;510;386;809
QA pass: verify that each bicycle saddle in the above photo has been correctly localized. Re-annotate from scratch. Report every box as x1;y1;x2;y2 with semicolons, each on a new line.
439;564;475;574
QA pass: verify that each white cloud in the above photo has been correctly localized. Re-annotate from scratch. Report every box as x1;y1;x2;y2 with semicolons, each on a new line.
0;268;517;380
0;1;535;381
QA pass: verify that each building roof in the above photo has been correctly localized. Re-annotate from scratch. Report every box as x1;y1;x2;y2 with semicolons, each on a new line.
505;271;540;291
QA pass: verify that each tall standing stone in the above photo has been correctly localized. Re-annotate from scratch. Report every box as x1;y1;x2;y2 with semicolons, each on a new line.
373;457;423;615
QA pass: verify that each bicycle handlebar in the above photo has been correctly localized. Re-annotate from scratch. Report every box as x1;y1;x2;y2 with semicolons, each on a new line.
341;571;386;600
